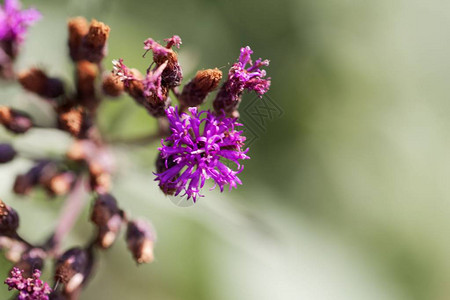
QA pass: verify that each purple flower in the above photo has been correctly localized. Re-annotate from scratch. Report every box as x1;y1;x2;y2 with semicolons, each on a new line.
226;46;271;101
142;60;168;100
4;267;52;300
0;0;41;44
155;106;249;202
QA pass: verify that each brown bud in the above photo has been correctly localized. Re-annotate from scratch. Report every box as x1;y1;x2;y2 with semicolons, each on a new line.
44;172;76;196
102;73;124;97
91;194;120;226
58;106;92;138
14;248;46;278
68;17;89;61
0;199;19;235
91;193;124;248
76;60;99;110
213;85;242;117
143;91;171;118
18;68;64;98
180;68;222;107
126;219;156;264
85;20;110;49
55;248;89;293
13;161;54;195
0;143;16;163
152;50;183;88
0;106;33;134
79;19;110;63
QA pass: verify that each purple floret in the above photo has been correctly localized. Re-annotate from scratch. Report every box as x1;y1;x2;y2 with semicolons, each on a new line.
227;46;271;101
155;106;249;202
5;267;52;300
0;0;41;44
142;60;168;100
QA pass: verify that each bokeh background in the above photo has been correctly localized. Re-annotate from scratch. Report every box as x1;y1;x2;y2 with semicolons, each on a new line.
1;0;450;299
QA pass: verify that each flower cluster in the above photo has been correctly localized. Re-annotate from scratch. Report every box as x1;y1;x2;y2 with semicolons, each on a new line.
0;0;273;297
155;107;249;201
4;267;52;300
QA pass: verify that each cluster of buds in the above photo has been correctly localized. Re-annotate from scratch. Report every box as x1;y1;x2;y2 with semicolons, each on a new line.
0;0;272;298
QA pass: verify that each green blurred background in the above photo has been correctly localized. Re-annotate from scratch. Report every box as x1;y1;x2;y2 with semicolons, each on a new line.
1;0;450;299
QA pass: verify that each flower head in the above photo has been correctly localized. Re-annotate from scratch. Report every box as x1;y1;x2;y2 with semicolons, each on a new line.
4;267;52;300
226;46;271;101
0;0;41;44
155;106;249;202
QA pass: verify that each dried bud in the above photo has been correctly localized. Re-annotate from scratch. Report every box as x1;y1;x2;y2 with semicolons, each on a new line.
91;194;123;248
55;248;89;293
80;19;110;63
102;73;124;97
76;60;99;110
0;143;16;163
58;106;92;138
126;219;156;264
44;172;76;197
0;199;19;235
14;248;46;278
89;169;111;194
18;68;64;98
68;17;89;61
180;68;222;107
13;161;54;195
0;106;33;134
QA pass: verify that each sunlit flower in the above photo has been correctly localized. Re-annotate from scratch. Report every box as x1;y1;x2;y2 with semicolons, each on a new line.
155;106;249;202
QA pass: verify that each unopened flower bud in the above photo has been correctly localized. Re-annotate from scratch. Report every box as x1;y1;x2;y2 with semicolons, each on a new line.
0;106;33;134
68;17;89;61
0;143;16;163
102;73;124;97
91;193;123;249
180;68;222;108
0;199;19;236
44;172;76;197
18;68;64;98
126;219;156;264
13;161;54;195
76;60;99;110
89;167;111;194
80;19;110;63
55;248;89;293
57;105;92;138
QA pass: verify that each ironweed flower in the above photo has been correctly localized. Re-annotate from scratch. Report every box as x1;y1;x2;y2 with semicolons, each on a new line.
4;267;52;300
0;0;41;46
214;46;271;116
155;106;249;202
